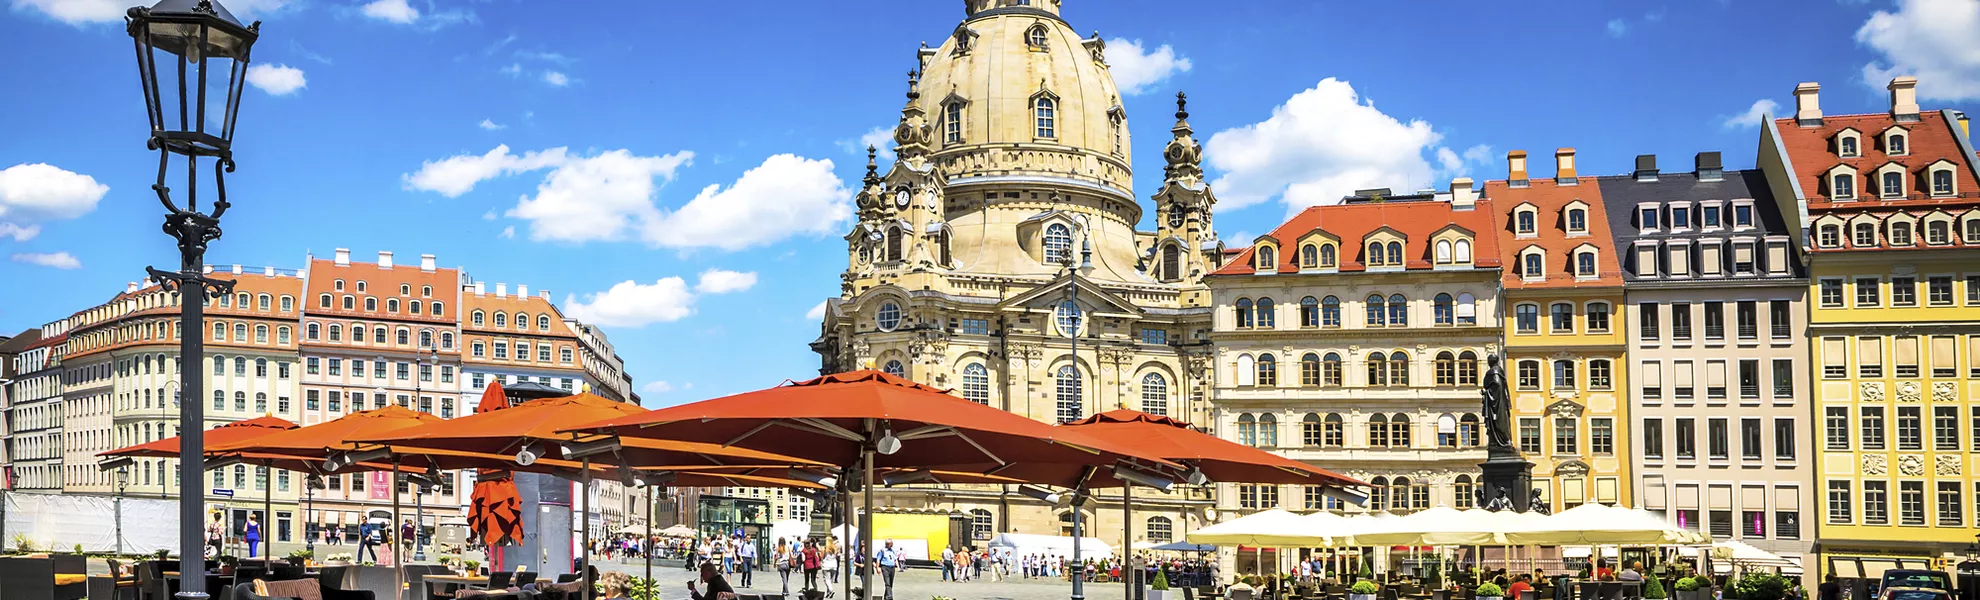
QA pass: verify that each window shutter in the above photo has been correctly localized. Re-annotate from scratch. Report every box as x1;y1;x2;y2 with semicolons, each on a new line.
1895;336;1919;368
1969;336;1980;373
1700;244;1722;275
1859;337;1883;368
1669;246;1690;276
1931;336;1956;370
1766;243;1787;273
1774;486;1800;511
1636;246;1657;277
1562;480;1587;505
1733;244;1754;266
1642;362;1662;387
1707;361;1727;387
1823;337;1847;369
1676;361;1696;388
1596;479;1619;504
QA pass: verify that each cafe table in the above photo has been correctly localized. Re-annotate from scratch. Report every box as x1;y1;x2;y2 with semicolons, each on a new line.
423;574;492;598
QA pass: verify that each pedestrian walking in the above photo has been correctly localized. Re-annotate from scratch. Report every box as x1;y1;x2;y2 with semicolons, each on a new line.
776;537;793;595
737;535;756;588
822;538;840;595
244;513;262;557
802;539;822;590
875;539;900;600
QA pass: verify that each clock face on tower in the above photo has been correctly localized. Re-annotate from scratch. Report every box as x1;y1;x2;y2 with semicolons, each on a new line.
1168;211;1184;228
895;190;911;209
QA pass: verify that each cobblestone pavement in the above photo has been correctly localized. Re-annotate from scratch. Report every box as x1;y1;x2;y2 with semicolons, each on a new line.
595;561;1141;600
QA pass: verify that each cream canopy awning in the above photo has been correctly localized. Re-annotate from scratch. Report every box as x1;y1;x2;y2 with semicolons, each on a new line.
1187;509;1329;547
1505;504;1705;545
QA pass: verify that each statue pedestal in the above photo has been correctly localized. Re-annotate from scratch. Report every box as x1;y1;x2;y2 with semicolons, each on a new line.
1478;447;1536;513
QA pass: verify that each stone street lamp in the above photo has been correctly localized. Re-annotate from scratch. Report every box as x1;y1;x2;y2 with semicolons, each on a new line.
125;1;260;597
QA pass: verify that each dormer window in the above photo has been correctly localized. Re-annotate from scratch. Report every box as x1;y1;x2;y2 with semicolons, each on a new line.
1929;163;1957;196
1854;222;1878;247
944;101;965;145
1515;209;1537;235
1832;173;1856;199
1454;239;1472;263
1522;251;1544;281
1255;245;1277;271
1700;203;1721;228
1367;242;1384;266
1043;223;1072;264
1732;202;1754;228
1885;129;1908;155
1436;240;1453;263
1386;241;1403;265
1838;131;1861;158
1819;224;1842;248
1926;220;1950;245
1300;244;1319;268
1878;166;1906;198
1670;204;1691;230
1025;24;1049;50
1033;95;1057;138
1638;205;1659;231
1567;207;1587;233
1889;221;1913;246
1576;251;1597;277
1320;244;1337;267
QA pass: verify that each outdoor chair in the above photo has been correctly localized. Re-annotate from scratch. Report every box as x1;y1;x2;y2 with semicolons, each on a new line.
486;571;514;589
1229;588;1254;600
269;563;307;581
0;555;89;600
1598;582;1623;600
1520;590;1540;600
136;561;171;600
105;558;139;600
317;565;356;591
512;573;536;587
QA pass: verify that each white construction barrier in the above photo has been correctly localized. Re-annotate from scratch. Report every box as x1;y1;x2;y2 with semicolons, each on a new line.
2;491;181;554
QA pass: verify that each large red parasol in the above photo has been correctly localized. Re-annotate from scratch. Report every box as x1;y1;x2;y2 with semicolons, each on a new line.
1063;409;1363;487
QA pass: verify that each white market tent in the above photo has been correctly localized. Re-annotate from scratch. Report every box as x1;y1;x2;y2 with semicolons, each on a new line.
1505;504;1706;546
1187;509;1328;547
985;532;1115;560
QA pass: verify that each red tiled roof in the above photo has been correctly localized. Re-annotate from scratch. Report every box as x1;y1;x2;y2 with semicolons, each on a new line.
1481;179;1625;289
302;257;461;324
1774;111;1980;211
1209;198;1503;276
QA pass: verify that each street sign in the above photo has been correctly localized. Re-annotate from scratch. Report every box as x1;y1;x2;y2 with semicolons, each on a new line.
213;489;235;498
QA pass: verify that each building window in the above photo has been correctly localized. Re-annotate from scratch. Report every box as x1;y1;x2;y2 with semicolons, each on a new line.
1550;303;1574;333
1591;418;1614;454
1055;365;1081;423
1554;417;1579;455
1434;294;1454;325
1517;360;1540;390
1256;297;1277;328
1567;208;1587;233
1033;96;1056;138
882;360;905;377
1139;373;1168;415
1515;304;1539;334
1899;481;1926;526
1387;294;1407;326
1935;406;1960;450
1256;353;1278;386
1828;480;1853;524
1576;251;1597;277
1675;418;1697;459
1644;418;1664;459
1854;222;1878;247
1856;278;1881;307
1773;358;1795;398
1707;418;1729;459
1587;302;1610;332
1820;279;1844;307
1882;171;1905;198
1516;210;1537;235
1523;253;1543;280
876;302;902;331
1322;353;1343;386
1553;359;1577;390
1834;173;1855;198
1589;359;1612;390
944;102;964;145
1932;169;1955;196
1043;223;1072;265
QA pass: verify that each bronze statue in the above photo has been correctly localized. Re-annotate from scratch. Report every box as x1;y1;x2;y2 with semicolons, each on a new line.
1482;354;1514;451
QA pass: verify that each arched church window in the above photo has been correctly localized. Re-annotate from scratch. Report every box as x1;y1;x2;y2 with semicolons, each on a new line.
1162;245;1181;281
1034;96;1057;138
1025;24;1049;49
1043;223;1072;264
1055;365;1082;423
945;102;964;145
887;227;904;262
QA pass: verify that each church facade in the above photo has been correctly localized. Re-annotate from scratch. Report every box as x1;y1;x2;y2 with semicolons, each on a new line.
810;0;1225;545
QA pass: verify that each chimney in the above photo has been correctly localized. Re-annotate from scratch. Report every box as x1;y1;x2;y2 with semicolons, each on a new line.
1634;155;1658;182
1507;150;1529;187
378;251;394;269
1695;152;1724;182
1448;177;1476;210
540;290;551;300
1889;76;1920;122
1957;111;1971;138
231;265;243;275
473;282;485;296
1554;148;1578;185
419;254;437;272
495;283;507;297
333;248;351;266
263;266;275;277
203;265;213;274
127;282;138;293
517;284;529;299
1794;82;1823;127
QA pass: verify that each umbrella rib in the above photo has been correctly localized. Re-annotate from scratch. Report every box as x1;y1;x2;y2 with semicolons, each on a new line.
791;418;865;441
723;421;780;447
951;429;1006;466
895;424;950;441
772;419;855;442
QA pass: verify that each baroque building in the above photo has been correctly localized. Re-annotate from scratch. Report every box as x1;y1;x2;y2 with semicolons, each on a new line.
1484;150;1634;512
1597;154;1814;583
812;0;1220;544
1207;182;1500;525
1758;78;1980;576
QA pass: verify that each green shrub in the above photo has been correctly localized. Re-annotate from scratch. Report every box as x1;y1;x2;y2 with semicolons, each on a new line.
1476;583;1506;597
1675;577;1704;592
1351;581;1381;595
1643;575;1668;599
73;544;84;554
13;533;37;552
1153;569;1171;591
1731;573;1792;600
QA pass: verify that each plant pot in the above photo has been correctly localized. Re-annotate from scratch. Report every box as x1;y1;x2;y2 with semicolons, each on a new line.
1150;590;1176;600
1352;594;1379;600
1478;596;1504;600
1676;590;1701;600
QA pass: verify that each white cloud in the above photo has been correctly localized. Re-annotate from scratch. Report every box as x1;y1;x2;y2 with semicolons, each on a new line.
506;150;695;243
499;226;515;239
1204;78;1455;214
13;0;288;24
12;251;80;269
478;119;505;131
1720;99;1782;129
0;223;40;241
694;269;757;294
563;277;696;327
642;154;854;250
401;144;576;198
805;300;828;321
642;380;675;394
1461;144;1494;165
0;163;108;236
1857;0;1980;100
359;0;417;23
564;267;757;328
543;71;570;86
245;64;307;96
481;210;497;221
1606;19;1628;37
500;63;523;77
838;126;895;160
1105;38;1193;96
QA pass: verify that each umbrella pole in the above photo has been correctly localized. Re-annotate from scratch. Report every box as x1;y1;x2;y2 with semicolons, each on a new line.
1123;484;1133;600
582;456;593;600
262;459;273;564
393;456;404;599
644;484;653;591
861;450;875;600
842;477;852;600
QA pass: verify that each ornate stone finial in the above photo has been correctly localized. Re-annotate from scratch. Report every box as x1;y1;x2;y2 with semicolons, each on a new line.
1163;90;1202;179
906;69;922;102
864;146;880;186
1176;92;1189;121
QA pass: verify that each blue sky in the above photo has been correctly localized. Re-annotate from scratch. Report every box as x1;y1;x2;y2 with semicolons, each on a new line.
3;0;1977;403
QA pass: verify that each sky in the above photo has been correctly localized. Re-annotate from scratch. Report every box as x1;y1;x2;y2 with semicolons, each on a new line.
3;0;1978;404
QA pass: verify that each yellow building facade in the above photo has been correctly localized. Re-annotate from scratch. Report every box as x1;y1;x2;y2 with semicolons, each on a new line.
1759;78;1980;575
1486;150;1634;511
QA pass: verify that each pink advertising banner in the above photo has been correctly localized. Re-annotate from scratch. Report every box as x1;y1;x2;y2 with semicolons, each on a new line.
369;472;391;500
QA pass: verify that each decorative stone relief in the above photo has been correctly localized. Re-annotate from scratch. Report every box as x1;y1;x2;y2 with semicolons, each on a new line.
1547;400;1584;418
1860;382;1884;403
1895;381;1920;403
1932;382;1955;403
1897;454;1925;477
1936;455;1962;477
1862;454;1888;476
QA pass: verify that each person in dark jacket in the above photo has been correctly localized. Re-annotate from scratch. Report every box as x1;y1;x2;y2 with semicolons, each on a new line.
690;561;735;600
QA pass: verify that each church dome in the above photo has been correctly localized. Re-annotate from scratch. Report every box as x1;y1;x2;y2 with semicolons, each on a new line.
915;0;1133;202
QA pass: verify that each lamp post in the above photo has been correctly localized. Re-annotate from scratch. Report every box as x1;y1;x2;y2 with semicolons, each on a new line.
1057;211;1092;600
125;1;260;597
412;343;437;561
304;474;321;554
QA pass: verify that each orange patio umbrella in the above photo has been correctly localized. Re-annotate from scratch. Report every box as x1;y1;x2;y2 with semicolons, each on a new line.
565;370;1188;600
98;414;298;460
1062;410;1367;596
